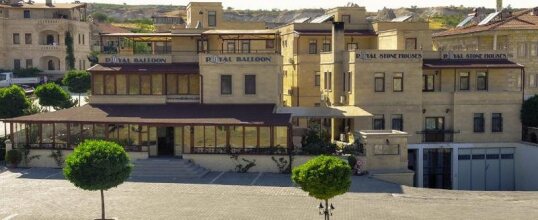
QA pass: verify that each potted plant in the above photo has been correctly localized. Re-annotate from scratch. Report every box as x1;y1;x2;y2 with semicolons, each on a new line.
5;149;22;168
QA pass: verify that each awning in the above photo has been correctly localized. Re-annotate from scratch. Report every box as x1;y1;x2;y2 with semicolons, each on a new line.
293;29;376;36
88;63;199;74
276;106;372;118
423;59;524;69
4;104;291;126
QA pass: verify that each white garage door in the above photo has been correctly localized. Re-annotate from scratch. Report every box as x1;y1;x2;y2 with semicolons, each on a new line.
458;148;514;191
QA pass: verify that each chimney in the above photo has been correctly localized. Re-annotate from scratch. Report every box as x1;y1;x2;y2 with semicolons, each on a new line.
496;0;502;12
46;0;53;7
331;22;345;58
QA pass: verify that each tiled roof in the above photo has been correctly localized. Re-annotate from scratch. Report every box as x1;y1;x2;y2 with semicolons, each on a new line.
433;9;537;37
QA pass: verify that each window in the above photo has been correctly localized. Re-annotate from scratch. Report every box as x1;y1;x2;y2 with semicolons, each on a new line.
314;72;320;87
530;43;538;57
197;39;208;52
25;59;32;68
324;72;332;90
116;74;127;95
342;72;351;92
392;114;403;131
492;113;503;132
517;43;527;57
13;59;21;70
46;35;54;45
140;75;151;95
78;34;81;44
13;33;19;44
0;74;5;81
405;38;417;50
128;75;140;95
530;74;537;88
23;10;30;18
24;33;31;44
93;74;104;95
266;40;274;49
393;72;403;92
347;43;358;50
477;71;488;91
226;42;235;53
473;113;485;133
221;75;232;95
151;74;163;95
341;15;351;23
82;34;85;45
309;40;317;54
104;75;115;95
373;114;385;130
241;40;250;53
459;72;470;90
244;74;256;95
322;40;331;52
374;73;385;92
423;74;435;92
208;11;217;27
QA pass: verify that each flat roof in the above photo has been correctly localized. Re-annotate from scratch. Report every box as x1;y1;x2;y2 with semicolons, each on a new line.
293;29;376;36
423;59;524;69
88;63;199;74
0;3;86;9
101;33;201;37
202;29;277;35
276;106;372;118
4;104;291;126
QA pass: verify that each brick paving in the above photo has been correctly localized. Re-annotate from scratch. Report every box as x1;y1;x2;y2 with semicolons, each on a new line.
1;168;538;220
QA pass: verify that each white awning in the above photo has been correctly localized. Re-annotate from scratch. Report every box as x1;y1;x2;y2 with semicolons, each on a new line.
276;106;372;118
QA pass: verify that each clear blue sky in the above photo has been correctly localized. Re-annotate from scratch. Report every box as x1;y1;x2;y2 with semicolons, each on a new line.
44;0;535;11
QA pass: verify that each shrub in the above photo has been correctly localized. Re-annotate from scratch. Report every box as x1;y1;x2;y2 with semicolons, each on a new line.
0;85;31;118
35;83;76;110
292;155;352;200
5;149;22;167
64;140;132;220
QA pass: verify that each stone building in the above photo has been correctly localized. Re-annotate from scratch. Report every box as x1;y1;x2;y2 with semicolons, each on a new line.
0;0;91;79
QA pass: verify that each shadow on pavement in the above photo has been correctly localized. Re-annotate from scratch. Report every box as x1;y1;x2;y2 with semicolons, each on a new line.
12;168;404;194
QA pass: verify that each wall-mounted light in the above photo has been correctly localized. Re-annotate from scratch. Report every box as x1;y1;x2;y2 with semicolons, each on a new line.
422;109;426;114
385;139;390;144
446;108;450;113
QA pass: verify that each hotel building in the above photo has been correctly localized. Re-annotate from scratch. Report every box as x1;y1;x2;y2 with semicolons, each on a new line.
0;0;91;78
3;2;538;190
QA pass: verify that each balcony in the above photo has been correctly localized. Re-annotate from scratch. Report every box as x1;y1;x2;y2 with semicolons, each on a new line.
416;130;460;143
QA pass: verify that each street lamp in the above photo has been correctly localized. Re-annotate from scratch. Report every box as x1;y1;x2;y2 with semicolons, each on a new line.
318;200;335;220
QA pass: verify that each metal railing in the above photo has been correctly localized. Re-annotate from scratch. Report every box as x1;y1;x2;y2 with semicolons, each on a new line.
192;146;289;155
416;130;460;143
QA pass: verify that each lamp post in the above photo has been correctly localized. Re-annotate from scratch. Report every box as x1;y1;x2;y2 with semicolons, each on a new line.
318;199;335;220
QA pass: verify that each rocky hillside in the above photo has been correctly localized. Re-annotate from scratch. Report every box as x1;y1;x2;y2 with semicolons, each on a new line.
87;3;502;28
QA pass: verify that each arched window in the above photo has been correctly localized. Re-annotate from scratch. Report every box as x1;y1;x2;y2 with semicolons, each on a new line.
48;60;55;70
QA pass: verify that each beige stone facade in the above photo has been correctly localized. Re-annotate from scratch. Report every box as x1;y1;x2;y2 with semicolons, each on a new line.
0;2;91;78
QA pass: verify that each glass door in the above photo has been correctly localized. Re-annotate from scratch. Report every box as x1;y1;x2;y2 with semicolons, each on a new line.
425;117;445;142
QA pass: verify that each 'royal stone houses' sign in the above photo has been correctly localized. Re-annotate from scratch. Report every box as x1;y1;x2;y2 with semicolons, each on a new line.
441;51;508;60
355;50;423;62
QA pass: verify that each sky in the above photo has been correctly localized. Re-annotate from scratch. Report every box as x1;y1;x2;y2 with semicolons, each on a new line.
39;0;535;11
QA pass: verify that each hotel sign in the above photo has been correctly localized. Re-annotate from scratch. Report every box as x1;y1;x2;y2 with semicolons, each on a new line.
442;51;508;60
203;55;273;64
100;55;172;64
355;50;423;62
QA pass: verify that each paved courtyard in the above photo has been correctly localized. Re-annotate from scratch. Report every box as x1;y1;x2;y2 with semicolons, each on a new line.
1;168;538;220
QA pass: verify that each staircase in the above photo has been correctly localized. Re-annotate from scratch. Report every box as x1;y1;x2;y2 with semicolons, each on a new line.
130;158;209;179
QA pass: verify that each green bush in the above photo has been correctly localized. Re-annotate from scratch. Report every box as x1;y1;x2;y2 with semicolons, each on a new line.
35;83;76;110
64;140;132;220
0;85;31;118
5;149;22;166
292;155;352;200
521;95;538;127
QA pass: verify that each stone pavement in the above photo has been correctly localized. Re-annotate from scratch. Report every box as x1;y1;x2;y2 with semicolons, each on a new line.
1;168;538;220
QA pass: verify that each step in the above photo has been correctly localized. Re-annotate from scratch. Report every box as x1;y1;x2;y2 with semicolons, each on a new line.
130;158;209;179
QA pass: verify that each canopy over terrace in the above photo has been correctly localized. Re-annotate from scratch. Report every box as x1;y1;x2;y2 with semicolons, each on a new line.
3;104;293;154
100;32;202;55
276;106;372;118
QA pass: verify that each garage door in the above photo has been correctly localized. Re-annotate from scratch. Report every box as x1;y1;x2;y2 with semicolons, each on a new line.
457;148;514;191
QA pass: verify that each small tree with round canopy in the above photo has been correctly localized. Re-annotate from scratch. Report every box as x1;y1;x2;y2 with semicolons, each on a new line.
35;83;76;110
62;70;91;106
64;140;132;220
292;155;352;220
0;85;31;118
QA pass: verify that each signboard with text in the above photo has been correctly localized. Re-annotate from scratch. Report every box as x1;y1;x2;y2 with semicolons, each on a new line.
355;50;423;62
202;55;275;64
441;51;509;60
99;55;172;64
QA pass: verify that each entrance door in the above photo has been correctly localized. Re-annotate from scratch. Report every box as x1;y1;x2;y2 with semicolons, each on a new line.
157;127;174;156
425;117;445;142
408;149;418;187
423;148;452;189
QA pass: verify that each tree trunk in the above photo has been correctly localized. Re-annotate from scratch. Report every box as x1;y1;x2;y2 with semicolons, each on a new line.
325;199;329;220
101;189;105;220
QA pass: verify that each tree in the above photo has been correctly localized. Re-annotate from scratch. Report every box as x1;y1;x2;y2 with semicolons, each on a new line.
0;85;31;118
65;31;75;70
62;70;91;106
35;83;76;110
292;155;351;220
64;140;132;220
521;95;538;127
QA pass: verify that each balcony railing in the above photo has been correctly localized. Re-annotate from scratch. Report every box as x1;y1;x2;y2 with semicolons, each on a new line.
416;130;460;143
192;146;289;155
